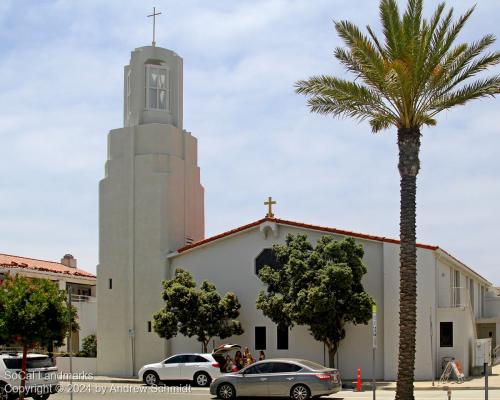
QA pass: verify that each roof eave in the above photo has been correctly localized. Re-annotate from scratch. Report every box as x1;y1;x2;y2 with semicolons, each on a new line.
435;248;491;286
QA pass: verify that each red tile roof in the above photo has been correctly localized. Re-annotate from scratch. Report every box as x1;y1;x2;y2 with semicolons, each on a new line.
177;217;438;253
0;253;96;279
176;217;491;284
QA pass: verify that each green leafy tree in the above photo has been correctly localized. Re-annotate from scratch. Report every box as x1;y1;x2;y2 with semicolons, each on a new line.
81;333;97;357
295;1;500;397
153;268;244;353
256;234;374;368
0;275;78;400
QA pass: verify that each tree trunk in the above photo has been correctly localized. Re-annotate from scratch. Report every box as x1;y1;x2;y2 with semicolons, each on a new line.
202;340;208;353
20;345;28;400
326;341;338;368
395;127;421;400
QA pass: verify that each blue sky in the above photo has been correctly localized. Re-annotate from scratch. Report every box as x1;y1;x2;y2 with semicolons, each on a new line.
0;0;499;282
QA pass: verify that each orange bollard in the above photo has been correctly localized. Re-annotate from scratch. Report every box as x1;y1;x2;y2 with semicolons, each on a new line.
357;368;361;392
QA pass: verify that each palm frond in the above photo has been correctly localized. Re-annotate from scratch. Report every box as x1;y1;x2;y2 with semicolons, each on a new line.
412;3;445;93
369;114;394;133
439;35;500;93
296;0;499;132
402;0;423;53
334;21;403;115
430;75;500;115
295;75;398;125
366;25;386;58
380;0;403;58
335;20;385;74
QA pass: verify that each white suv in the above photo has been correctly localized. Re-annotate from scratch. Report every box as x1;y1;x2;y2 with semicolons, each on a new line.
0;353;59;400
139;345;241;387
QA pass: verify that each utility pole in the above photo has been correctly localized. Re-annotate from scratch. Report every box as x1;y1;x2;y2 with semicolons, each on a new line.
68;287;73;400
372;304;377;400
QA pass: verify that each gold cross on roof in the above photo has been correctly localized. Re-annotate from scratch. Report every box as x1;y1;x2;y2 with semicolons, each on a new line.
147;7;162;47
264;196;277;218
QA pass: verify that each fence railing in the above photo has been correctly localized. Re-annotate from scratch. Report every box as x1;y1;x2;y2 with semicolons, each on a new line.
70;294;96;303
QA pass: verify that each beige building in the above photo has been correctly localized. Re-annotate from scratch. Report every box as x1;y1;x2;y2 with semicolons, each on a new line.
97;41;500;380
0;252;96;352
97;44;204;376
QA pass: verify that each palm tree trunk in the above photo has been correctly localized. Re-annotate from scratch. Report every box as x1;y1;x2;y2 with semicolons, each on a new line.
395;127;421;400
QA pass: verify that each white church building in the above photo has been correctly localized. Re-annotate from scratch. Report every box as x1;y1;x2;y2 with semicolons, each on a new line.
96;40;500;380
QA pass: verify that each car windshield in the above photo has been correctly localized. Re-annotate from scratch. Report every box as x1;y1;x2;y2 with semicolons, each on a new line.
3;357;54;369
297;360;328;371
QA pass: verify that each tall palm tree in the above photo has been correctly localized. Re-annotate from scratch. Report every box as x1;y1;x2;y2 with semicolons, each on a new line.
296;1;500;398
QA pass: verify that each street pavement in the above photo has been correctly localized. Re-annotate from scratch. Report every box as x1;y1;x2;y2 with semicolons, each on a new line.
48;382;498;399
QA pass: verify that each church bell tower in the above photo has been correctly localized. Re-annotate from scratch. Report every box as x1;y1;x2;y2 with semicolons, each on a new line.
97;43;205;376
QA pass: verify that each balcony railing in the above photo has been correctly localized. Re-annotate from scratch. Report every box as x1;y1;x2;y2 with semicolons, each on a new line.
70;294;96;303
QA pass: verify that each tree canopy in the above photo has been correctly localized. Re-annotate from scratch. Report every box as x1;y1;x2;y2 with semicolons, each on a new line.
296;0;500;133
0;275;78;399
256;234;374;367
153;268;243;353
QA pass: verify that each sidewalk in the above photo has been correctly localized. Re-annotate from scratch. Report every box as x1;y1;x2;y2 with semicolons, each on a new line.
344;364;500;391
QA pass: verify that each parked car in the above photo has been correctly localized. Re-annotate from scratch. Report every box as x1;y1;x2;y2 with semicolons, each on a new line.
210;358;341;400
138;344;241;387
0;352;60;400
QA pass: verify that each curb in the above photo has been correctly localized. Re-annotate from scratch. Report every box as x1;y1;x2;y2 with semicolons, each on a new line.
348;386;495;392
61;379;142;384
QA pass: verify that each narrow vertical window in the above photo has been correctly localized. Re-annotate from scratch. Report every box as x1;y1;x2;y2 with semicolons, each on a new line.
108;278;112;290
277;325;289;350
255;327;266;350
469;279;474;310
126;70;131;117
440;322;453;347
148;321;152;332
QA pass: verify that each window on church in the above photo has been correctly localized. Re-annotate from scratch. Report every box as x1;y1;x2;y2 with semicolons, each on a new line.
255;248;278;275
255;327;266;350
277;325;289;350
108;278;112;290
146;65;169;111
147;321;152;332
440;322;453;347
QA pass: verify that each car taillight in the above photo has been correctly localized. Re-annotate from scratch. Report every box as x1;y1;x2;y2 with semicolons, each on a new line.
315;373;331;381
212;363;220;368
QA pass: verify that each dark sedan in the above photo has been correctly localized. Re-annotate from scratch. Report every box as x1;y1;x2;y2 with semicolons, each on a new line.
210;358;341;399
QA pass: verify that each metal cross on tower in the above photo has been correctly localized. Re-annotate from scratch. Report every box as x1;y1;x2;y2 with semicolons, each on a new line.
264;196;277;218
147;7;162;47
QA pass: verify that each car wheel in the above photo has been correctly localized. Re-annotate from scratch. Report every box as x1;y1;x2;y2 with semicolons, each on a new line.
194;371;211;387
143;371;160;386
290;384;310;400
217;383;235;399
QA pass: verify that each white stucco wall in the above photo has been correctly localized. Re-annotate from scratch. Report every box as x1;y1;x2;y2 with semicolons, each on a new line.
437;308;473;376
382;243;437;380
169;223;387;380
485;297;500;318
73;300;97;350
56;357;97;375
